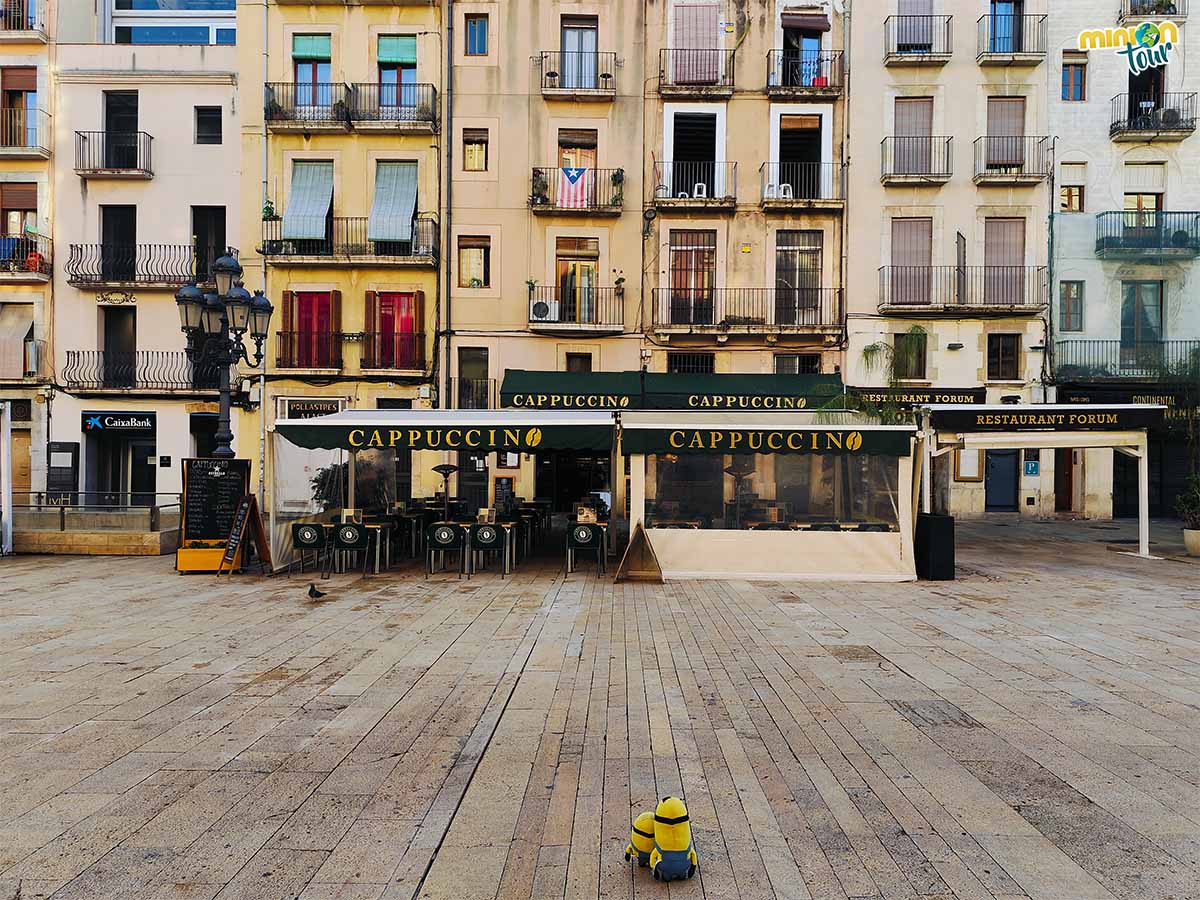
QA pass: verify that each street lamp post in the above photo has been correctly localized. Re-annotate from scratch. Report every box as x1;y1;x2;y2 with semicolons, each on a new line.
175;254;273;459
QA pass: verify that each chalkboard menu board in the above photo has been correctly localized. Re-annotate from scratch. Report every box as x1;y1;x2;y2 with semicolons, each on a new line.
182;458;251;543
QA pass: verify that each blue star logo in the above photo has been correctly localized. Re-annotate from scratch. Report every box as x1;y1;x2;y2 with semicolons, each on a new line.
85;415;103;430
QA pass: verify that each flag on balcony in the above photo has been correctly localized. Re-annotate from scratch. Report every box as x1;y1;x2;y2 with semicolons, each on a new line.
557;167;588;209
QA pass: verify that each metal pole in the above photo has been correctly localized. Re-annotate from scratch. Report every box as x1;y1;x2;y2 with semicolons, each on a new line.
1;401;12;555
213;321;235;459
1138;433;1150;558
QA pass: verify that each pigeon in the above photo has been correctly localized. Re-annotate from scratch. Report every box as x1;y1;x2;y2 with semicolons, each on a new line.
307;583;327;600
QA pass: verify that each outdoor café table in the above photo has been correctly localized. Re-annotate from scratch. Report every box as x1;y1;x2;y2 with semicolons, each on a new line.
364;521;394;574
496;520;519;575
397;511;426;558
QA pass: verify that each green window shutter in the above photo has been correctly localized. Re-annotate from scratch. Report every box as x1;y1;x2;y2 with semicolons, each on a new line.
368;162;419;242
293;34;332;61
282;161;334;240
378;35;417;65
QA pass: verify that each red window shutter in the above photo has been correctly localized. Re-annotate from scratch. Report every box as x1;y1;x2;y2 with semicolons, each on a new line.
330;289;342;331
363;290;377;367
412;290;425;336
281;290;295;333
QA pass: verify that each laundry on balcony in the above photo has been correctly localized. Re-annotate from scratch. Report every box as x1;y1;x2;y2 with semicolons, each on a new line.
367;161;419;243
0;303;32;379
281;161;334;241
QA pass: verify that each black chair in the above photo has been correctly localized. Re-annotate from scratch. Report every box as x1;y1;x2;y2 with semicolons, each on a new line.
291;522;330;577
856;522;892;533
332;522;374;574
809;522;841;532
567;522;605;574
426;522;466;577
468;523;505;576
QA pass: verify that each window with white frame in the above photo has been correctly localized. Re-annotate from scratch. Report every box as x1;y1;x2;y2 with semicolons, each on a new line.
111;0;235;46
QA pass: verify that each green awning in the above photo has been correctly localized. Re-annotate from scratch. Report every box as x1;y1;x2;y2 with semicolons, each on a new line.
921;404;1166;434
621;421;915;456
275;409;615;453
499;370;845;411
293;34;331;60
282;161;334;241
368;161;418;243
378;35;417;65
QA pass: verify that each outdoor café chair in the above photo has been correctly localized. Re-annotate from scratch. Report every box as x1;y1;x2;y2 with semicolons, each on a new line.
426;522;466;577
332;522;375;575
468;522;506;577
291;522;331;577
566;522;605;575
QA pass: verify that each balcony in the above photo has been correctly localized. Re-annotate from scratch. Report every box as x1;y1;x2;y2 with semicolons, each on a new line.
1056;340;1200;381
528;286;623;334
972;137;1053;185
0;233;50;282
0;108;48;159
74;131;153;179
884;16;953;65
651;287;843;334
877;266;1048;316
66;245;237;289
651;162;737;211
61;350;226;393
348;83;437;132
760;162;845;211
261;217;438;267
658;49;735;98
765;50;843;98
976;15;1047;65
881;137;953;184
449;377;496;410
1119;0;1187;22
276;332;343;371
530;167;624;216
360;332;425;372
1110;93;1197;141
264;83;351;133
538;51;617;101
1095;211;1200;259
0;0;45;41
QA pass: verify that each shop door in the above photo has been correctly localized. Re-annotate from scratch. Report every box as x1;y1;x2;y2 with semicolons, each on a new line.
130;441;156;507
11;428;30;494
985;450;1019;511
103;306;136;388
457;450;488;512
1054;448;1073;512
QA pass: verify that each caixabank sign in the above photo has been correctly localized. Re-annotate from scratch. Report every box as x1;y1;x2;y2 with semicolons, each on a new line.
81;411;156;435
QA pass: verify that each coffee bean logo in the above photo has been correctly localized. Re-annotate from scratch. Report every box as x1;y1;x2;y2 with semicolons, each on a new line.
619;396;631;408
846;431;863;452
525;427;543;447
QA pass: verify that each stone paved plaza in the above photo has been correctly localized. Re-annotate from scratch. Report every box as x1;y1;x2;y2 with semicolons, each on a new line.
0;520;1198;900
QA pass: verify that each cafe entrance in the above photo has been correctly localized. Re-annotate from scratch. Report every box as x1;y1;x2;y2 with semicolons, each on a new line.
536;451;611;514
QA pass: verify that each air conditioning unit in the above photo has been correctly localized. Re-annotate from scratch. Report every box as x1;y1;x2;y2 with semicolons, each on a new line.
529;297;561;323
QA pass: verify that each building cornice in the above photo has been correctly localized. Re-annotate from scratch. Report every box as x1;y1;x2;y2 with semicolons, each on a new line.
54;71;237;85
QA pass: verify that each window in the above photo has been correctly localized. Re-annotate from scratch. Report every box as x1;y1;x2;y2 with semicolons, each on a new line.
378;36;417;110
0;68;37;150
457;347;489;409
1;184;35;236
890;217;933;305
1062;62;1086;101
775;354;821;375
560;16;599;89
112;0;236;45
195;106;221;145
364;291;422;370
465;14;488;56
987;334;1020;381
893;332;927;380
280;290;340;368
556;237;600;325
667;230;716;326
1060;185;1084;212
775;231;822;324
463;128;488;172
565;352;592;373
666;352;714;375
1059;281;1084;332
293;35;332;107
1121;281;1164;353
458;236;491;288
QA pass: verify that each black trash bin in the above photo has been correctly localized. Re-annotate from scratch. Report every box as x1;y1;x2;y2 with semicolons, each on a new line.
915;513;955;581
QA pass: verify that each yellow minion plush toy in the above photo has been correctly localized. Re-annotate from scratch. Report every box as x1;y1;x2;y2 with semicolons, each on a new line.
649;796;698;881
624;811;655;867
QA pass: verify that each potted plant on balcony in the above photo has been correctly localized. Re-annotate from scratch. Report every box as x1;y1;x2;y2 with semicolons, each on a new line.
1176;475;1200;556
262;199;280;221
530;169;550;206
610;169;625;206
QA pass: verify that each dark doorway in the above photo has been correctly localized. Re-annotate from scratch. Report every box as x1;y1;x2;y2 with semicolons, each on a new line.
779;114;822;199
104;90;138;168
102;306;136;388
782;27;823;87
130;441;157;506
192;205;226;284
457;346;489;409
1128;64;1165;122
457;450;489;512
671;112;716;198
190;412;218;458
1114;435;1194;518
985;450;1019;511
536;453;611;513
1054;448;1074;512
101;204;136;282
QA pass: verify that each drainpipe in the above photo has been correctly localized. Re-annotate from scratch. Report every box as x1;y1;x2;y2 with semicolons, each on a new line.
1043;136;1058;402
258;0;270;507
442;0;455;408
840;0;851;362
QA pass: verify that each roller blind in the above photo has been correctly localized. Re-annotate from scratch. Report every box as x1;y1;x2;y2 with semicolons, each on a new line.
0;183;36;210
368;161;419;242
1124;162;1166;192
1060;163;1087;186
379;35;417;65
292;35;331;61
985;218;1025;266
987;97;1025;136
281;161;334;240
2;68;35;92
891;218;932;266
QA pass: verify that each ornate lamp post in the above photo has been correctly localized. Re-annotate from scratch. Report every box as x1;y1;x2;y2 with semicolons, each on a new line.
174;254;273;459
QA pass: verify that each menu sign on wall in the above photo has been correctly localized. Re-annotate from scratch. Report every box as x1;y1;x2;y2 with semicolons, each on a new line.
181;458;251;543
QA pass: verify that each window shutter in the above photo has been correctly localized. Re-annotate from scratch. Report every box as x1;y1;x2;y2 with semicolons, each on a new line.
1060;163;1087;186
330;289;342;331
1;68;36;92
292;35;332;61
891;218;932;265
412;290;425;336
987;97;1025;136
1124;162;1165;192
894;97;932;136
281;290;295;336
0;183;36;210
378;35;417;65
364;290;378;332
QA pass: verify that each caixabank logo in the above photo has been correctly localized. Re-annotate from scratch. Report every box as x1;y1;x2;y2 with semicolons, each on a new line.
1079;21;1178;75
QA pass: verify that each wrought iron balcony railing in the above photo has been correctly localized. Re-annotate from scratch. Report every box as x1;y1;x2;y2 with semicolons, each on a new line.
0;233;50;277
1110;93;1198;138
264;83;351;127
659;49;736;91
67;244;237;287
881;136;953;180
1095;210;1200;256
530;167;625;211
0;0;44;33
276;331;343;370
760;162;846;203
884;15;953;62
1120;0;1187;20
449;377;495;410
0;108;48;153
61;350;227;391
766;50;843;92
74;131;153;176
1056;340;1200;381
878;266;1048;312
529;286;623;330
538;51;617;94
652;162;737;203
261;217;438;263
976;14;1048;60
360;332;425;370
973;136;1053;181
652;287;843;330
349;83;437;127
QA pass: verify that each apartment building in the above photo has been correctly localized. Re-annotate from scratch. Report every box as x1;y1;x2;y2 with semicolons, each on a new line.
1048;2;1199;519
51;1;240;500
238;0;442;503
0;0;50;499
845;2;1054;518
